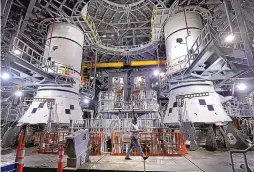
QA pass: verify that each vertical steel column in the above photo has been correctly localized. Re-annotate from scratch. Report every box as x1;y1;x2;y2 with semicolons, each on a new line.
1;0;13;27
223;0;233;33
1;0;8;15
231;0;254;66
93;50;97;96
15;16;23;38
20;0;36;32
133;29;136;45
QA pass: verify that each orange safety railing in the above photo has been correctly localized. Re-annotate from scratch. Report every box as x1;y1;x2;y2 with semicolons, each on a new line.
33;131;105;155
111;132;187;156
89;132;104;155
33;131;70;154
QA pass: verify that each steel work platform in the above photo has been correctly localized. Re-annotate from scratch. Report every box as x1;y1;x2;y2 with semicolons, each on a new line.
1;147;253;172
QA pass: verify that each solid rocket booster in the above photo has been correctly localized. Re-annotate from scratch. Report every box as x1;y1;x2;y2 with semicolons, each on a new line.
164;12;203;72
19;23;84;125
163;12;231;124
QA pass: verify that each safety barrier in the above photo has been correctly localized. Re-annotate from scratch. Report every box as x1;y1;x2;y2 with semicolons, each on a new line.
111;132;187;156
33;131;70;154
33;131;105;155
90;132;104;155
32;131;187;157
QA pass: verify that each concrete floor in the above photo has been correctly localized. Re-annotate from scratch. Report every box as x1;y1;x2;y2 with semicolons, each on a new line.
1;147;254;172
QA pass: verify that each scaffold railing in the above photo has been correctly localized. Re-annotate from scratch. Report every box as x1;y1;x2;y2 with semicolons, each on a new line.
10;37;75;77
224;100;254;118
131;89;158;110
98;90;159;112
70;118;161;134
151;0;212;42
166;23;217;76
111;131;187;156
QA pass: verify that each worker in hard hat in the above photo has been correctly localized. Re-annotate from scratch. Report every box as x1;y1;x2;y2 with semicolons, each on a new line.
125;116;149;161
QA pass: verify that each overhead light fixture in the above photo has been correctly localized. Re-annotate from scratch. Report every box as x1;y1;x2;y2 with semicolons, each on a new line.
84;98;90;104
14;49;21;55
153;69;160;76
15;90;23;96
160;72;165;76
136;77;142;82
102;35;106;38
111;34;114;37
225;33;235;42
1;72;10;80
237;83;247;91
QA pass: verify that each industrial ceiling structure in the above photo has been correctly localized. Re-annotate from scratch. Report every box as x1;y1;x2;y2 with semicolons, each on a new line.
1;0;254;158
1;0;254;105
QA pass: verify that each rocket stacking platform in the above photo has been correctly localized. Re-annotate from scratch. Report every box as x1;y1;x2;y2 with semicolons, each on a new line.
162;11;235;150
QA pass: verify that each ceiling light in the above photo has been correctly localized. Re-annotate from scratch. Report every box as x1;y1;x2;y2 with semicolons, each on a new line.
153;69;160;76
111;34;114;37
1;72;10;80
237;83;247;91
14;49;21;55
225;33;235;42
102;35;106;38
136;77;142;83
15;90;23;96
160;72;165;76
84;98;90;104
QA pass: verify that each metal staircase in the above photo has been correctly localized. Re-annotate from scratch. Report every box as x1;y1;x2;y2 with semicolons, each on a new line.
230;144;254;172
167;23;250;79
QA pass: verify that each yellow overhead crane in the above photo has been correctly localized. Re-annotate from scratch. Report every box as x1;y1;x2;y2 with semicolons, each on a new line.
82;60;166;68
130;60;166;67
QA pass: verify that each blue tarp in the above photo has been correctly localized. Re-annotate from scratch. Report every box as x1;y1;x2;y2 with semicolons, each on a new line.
1;162;18;172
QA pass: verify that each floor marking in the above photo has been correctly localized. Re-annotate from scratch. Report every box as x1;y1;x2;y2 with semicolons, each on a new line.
88;154;108;170
184;156;205;172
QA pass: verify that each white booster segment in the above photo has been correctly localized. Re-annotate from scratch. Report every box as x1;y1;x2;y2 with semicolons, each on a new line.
163;12;232;125
19;23;84;125
163;81;232;124
164;12;203;72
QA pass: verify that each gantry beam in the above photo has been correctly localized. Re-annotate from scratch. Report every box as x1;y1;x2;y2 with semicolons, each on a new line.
82;60;166;68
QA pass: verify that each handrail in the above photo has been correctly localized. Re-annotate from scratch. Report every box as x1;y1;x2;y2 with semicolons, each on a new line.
70;118;161;134
230;144;254;172
10;37;75;77
98;90;158;112
166;23;215;76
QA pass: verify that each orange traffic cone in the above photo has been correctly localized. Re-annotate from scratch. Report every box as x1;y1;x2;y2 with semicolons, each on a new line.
17;144;25;172
57;146;64;172
180;134;188;155
181;143;188;155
